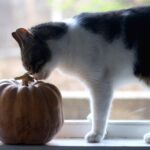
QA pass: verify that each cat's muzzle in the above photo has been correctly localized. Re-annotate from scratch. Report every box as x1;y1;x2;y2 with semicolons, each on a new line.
33;71;49;80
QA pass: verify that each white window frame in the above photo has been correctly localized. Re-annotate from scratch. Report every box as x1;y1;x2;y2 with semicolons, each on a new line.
49;120;150;149
51;91;150;149
60;91;150;136
56;120;150;139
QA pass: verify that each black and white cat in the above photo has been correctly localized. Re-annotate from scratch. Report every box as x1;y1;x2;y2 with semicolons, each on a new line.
12;6;150;143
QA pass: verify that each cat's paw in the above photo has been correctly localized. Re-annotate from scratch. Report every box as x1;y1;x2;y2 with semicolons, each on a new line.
85;131;104;143
144;133;150;144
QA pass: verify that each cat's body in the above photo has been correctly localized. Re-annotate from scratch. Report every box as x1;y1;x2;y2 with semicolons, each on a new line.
12;6;150;143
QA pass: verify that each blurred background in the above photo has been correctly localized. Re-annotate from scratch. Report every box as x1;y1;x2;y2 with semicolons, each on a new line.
0;0;150;120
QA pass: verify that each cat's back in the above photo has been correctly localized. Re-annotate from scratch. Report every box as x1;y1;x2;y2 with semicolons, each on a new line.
74;6;150;45
71;6;150;85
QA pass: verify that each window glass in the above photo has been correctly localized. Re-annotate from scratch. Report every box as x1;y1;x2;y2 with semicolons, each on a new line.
0;0;150;120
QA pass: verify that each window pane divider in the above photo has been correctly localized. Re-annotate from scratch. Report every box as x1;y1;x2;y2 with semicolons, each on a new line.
62;91;150;100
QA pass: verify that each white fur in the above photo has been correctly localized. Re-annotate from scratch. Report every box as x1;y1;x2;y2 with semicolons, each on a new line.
44;18;138;143
144;133;150;144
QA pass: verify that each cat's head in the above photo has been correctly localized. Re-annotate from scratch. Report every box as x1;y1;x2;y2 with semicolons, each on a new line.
12;23;67;79
12;28;51;79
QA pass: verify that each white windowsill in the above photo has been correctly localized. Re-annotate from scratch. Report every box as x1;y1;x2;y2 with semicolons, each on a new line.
62;91;150;100
0;139;149;150
0;120;149;150
50;138;149;147
56;120;150;139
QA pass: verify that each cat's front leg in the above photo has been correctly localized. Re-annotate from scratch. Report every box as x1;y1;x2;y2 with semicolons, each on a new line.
85;79;113;143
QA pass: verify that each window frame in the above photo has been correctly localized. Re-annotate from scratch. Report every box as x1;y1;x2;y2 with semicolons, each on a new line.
59;91;150;139
52;91;150;149
56;120;150;139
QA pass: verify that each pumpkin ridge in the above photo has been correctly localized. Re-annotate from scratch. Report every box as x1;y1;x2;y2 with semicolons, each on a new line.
0;84;15;95
29;85;50;143
36;87;53;143
14;86;31;143
0;85;18;143
42;85;63;141
40;85;63;134
38;82;62;100
0;80;14;85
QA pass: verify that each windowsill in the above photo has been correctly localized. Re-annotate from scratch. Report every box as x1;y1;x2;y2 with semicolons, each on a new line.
50;138;149;147
0;138;150;150
0;120;150;149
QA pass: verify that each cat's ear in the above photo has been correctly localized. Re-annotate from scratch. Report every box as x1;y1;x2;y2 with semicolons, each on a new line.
12;28;34;49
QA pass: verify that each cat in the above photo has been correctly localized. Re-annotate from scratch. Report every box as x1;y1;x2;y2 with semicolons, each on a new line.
12;6;150;143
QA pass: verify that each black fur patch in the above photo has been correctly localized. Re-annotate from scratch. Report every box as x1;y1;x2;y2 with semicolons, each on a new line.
75;12;123;42
76;6;150;84
22;37;51;74
30;22;68;41
122;6;150;81
23;22;68;74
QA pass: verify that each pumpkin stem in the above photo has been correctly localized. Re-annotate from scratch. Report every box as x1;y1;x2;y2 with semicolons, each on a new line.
15;73;35;86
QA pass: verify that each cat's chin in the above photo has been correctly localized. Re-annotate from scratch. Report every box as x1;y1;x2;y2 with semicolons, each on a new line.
33;72;49;80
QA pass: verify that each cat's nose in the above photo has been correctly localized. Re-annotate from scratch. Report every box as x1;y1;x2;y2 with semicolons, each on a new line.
33;72;49;80
28;71;34;75
33;74;42;80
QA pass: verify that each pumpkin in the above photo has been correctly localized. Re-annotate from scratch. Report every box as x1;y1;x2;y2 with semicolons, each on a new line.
0;73;63;144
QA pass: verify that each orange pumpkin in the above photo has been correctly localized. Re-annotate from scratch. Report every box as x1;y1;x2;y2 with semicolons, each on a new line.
0;74;63;144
